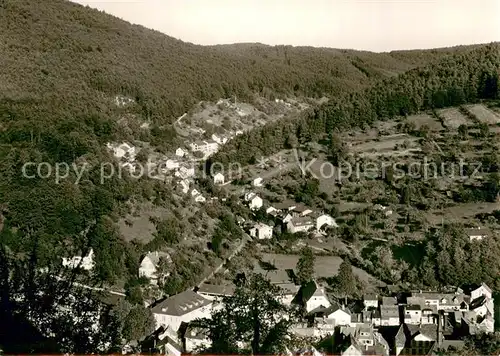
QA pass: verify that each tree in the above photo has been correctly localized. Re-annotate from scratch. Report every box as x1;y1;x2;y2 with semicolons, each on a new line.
196;273;294;355
121;306;155;343
336;261;358;297
296;246;315;285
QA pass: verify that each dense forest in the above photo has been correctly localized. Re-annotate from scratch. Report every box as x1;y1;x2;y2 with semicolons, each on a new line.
0;0;499;353
212;43;500;165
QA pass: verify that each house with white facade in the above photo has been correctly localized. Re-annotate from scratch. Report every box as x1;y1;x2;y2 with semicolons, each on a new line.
293;280;331;313
183;324;211;353
178;179;190;194
106;142;137;161
139;251;172;285
151;290;213;331
195;195;206;203
244;192;263;210
189;140;219;156
249;223;273;239
287;216;314;234
466;227;491;241
164;159;180;171
363;294;379;310
175;147;187;157
325;304;352;326
175;166;196;179
314;213;338;231
253;177;263;187
213;173;224;185
211;134;228;145
62;248;95;271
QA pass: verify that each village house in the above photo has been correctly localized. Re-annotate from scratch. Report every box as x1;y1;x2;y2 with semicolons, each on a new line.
175;147;187;157
62;248;95;271
213;172;224;185
293;280;331;313
164;159;180;171
175;166;196;179
189;140;219;156
182;324;211;353
249;222;273;239
380;297;400;326
363;294;379;310
106;142;137;161
339;324;390;356
252;177;263;187
244;192;263;210
139;251;172;285
287;216;314;234
141;325;183;356
314;213;338;231
178;179;190;194
211;133;228;145
151;290;213;331
324;304;352;327
195;195;206;203
465;227;491;241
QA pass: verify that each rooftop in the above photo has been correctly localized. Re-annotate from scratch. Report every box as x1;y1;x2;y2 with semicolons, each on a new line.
197;283;235;297
151;290;211;316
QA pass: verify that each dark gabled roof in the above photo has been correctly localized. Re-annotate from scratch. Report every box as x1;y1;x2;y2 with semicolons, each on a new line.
292;280;325;305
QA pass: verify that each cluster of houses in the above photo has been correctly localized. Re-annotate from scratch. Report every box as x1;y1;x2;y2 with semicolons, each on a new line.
141;271;495;356
239;189;338;240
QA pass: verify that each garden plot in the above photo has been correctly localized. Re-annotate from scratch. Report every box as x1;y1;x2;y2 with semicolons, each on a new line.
437;108;470;129
406;113;444;131
258;253;385;288
351;135;417;153
465;104;500;125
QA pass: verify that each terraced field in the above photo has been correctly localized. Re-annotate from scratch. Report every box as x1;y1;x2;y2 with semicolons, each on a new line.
465;104;500;124
438;107;471;129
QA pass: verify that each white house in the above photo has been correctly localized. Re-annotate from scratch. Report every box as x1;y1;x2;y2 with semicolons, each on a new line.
189;140;219;155
315;214;338;231
326;305;351;326
139;251;172;285
178;179;190;194
175;166;196;179
164;159;180;171
175;148;187;157
287;216;314;234
253;177;263;187
191;189;200;197
466;227;491;241
213;173;225;185
244;192;263;211
293;281;331;313
62;249;95;271
151;290;213;331
211;134;228;145
195;195;206;203
470;283;493;300
183;325;211;353
404;305;422;325
363;294;379;310
249;223;273;239
106;142;136;161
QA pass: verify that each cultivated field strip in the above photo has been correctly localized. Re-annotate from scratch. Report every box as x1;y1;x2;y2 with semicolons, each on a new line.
437;107;471;129
464;104;500;124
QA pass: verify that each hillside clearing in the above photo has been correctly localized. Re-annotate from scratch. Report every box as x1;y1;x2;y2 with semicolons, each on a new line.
406;113;444;131
438;108;470;129
465;104;500;124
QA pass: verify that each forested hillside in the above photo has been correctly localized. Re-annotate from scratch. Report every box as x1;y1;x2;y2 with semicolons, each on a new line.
212;43;500;165
0;0;480;127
